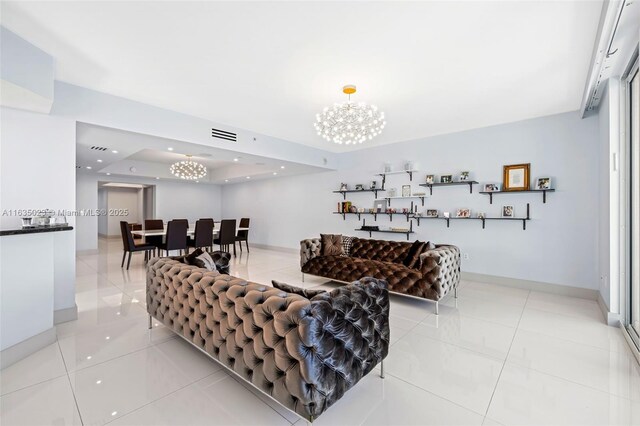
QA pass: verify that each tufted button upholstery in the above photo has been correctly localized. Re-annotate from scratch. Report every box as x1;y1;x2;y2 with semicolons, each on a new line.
300;237;460;301
147;257;389;420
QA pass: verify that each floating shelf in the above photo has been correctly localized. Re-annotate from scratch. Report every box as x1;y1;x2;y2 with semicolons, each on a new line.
419;181;479;195
333;188;384;200
412;204;531;230
383;195;426;206
479;189;555;204
377;169;418;183
355;219;414;240
333;210;414;222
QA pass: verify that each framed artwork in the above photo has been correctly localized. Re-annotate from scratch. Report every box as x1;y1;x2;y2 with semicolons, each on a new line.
440;175;453;184
373;199;387;213
503;163;530;191
502;205;515;217
535;177;551;190
426;209;438;217
484;183;501;192
425;175;435;184
456;208;471;218
355;184;365;191
402;185;411;197
459;171;470;181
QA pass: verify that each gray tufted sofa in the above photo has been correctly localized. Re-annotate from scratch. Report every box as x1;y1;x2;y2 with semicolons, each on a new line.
301;236;461;314
146;257;390;422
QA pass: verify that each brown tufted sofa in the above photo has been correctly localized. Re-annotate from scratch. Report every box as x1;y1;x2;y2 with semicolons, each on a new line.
146;257;390;422
300;237;460;314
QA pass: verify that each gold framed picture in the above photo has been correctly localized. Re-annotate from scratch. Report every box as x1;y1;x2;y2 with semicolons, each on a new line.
503;163;530;191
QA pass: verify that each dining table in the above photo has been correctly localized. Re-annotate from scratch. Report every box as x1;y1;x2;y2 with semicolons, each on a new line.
131;226;249;238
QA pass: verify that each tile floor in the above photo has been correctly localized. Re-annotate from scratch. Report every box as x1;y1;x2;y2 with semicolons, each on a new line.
2;239;640;425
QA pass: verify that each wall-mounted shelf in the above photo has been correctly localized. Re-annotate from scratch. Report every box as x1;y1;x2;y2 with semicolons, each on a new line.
333;189;384;200
377;169;418;184
419;181;479;195
479;189;555;204
333;210;414;222
355;219;414;240
383;196;426;206
413;204;531;230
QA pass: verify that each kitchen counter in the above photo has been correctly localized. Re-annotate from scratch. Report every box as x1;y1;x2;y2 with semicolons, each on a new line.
0;225;73;236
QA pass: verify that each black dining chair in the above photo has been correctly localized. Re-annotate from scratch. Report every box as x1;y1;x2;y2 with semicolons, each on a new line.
144;219;164;256
187;218;214;253
235;218;250;253
158;219;188;256
214;219;237;256
120;221;155;270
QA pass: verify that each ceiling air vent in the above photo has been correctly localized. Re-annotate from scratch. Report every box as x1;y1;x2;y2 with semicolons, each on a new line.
90;145;108;151
211;128;237;142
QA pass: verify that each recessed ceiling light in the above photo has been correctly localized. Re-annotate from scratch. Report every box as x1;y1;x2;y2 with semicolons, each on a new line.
97;159;103;163
233;158;239;162
195;180;199;183
96;380;102;385
168;147;174;151
246;176;250;179
111;150;118;154
280;166;285;169
224;179;229;182
273;172;277;175
155;177;160;180
86;166;92;170
106;173;111;176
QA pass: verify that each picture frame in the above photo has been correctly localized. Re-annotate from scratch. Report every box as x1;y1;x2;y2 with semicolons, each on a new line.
339;183;348;191
502;205;515;218
440;175;453;184
402;185;411;197
355;183;365;191
503;163;530;191
373;199;387;213
443;211;450;218
483;183;501;192
426;209;438;217
371;180;378;190
535;177;551;190
456;208;471;218
459;171;470;181
425;175;435;184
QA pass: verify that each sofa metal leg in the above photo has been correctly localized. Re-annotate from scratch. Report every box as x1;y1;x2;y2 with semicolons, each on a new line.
455;287;458;298
148;315;152;330
302;273;305;282
435;301;439;315
380;360;385;379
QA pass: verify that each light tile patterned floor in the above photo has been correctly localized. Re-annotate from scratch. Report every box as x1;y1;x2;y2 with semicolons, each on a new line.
1;239;639;425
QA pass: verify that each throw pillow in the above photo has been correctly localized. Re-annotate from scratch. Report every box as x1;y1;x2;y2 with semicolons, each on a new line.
271;280;327;299
182;248;204;265
403;240;425;268
321;234;344;256
341;236;354;257
196;251;216;271
425;241;436;250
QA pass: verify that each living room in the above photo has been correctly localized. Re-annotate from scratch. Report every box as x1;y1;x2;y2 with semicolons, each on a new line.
1;1;639;425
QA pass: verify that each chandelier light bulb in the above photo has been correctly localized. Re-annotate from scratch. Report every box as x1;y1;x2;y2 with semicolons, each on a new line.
170;155;207;180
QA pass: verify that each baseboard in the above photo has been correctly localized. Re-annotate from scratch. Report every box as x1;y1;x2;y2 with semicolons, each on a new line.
0;328;57;369
250;243;298;255
596;293;622;327
54;304;78;324
76;249;99;255
461;272;599;300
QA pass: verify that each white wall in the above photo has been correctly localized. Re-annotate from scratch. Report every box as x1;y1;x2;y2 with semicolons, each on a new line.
598;81;611;307
222;111;600;290
76;173;222;251
97;188;108;236
106;188;141;236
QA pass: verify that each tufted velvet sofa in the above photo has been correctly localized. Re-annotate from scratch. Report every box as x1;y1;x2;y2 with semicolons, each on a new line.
146;257;390;421
300;237;460;314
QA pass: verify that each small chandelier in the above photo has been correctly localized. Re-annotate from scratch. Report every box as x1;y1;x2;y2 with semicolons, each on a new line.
314;85;386;145
170;155;207;180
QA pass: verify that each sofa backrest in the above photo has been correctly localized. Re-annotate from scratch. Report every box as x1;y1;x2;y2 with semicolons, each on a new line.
349;237;412;263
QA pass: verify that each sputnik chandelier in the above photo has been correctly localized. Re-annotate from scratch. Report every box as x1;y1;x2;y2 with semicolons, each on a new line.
314;85;386;145
170;155;207;180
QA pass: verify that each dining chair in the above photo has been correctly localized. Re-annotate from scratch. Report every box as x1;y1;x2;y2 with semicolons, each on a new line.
187;218;214;253
120;221;155;270
214;219;237;256
144;219;164;256
158;219;188;256
235;217;250;253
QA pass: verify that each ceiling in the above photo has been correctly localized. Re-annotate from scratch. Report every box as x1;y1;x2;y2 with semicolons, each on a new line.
76;123;327;184
2;1;603;152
